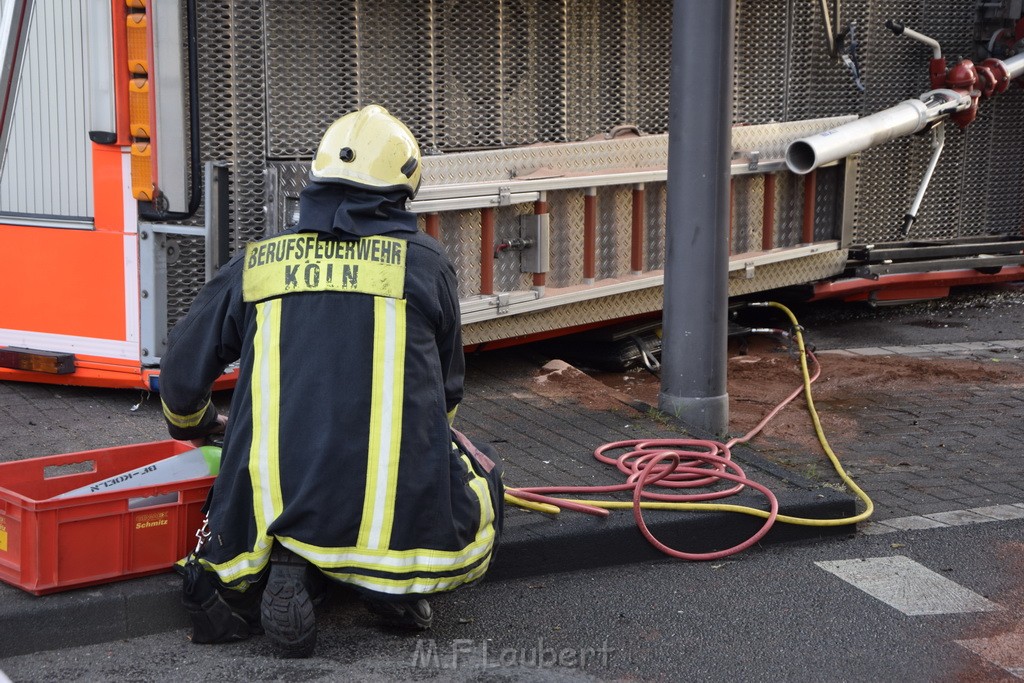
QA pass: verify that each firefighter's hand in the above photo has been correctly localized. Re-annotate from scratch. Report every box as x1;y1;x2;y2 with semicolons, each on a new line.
190;413;228;448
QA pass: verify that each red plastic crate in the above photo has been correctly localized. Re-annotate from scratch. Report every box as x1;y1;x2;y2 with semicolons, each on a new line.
0;440;213;595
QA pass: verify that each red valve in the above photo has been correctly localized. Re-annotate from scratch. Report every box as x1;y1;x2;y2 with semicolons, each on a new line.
979;58;1011;96
946;60;980;128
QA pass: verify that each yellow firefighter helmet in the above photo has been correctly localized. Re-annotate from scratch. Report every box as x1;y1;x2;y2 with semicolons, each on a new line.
310;105;422;197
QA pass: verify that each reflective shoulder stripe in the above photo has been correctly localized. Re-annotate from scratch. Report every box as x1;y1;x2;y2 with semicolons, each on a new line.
242;234;406;302
161;397;211;428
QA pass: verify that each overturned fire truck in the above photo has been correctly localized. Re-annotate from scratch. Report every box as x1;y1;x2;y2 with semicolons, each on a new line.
1;0;1022;389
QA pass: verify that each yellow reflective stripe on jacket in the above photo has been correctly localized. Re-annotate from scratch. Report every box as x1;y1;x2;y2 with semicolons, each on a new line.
447;405;458;425
358;297;407;550
161;397;210;428
250;299;285;538
200;528;495;588
242;234;406;302
275;525;494;573
323;560;491;596
199;541;273;584
460;452;496;539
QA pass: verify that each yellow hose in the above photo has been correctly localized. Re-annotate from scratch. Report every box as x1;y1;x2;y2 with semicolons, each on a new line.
507;301;874;527
761;301;874;526
504;492;561;515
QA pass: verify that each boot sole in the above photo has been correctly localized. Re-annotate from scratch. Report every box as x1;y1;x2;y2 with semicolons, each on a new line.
261;561;316;658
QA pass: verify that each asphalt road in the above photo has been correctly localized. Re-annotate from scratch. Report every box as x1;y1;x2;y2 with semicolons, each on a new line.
0;520;1019;682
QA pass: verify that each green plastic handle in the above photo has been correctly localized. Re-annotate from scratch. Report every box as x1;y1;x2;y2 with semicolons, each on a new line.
199;445;222;476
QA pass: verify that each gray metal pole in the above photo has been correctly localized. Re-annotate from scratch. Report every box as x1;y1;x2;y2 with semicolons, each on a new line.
658;0;734;437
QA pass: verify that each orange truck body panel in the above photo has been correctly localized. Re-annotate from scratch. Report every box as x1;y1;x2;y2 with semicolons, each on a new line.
1;225;128;340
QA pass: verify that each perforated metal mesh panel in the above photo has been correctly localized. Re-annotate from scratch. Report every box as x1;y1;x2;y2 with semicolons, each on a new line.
176;0;1024;339
187;0;1024;243
734;0;868;124
728;251;848;296
848;0;1021;243
166;0;236;324
984;91;1024;234
263;1;357;158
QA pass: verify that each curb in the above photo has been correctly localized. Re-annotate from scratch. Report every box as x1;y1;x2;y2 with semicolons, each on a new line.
0;448;854;659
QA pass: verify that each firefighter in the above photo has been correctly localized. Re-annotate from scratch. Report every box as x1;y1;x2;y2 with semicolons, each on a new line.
159;105;504;658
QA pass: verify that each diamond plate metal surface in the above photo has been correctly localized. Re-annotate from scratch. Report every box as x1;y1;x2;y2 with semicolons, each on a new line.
422;134;670;187
598;188;632;279
776;173;803;248
265;114;850;307
814;165;842;242
644;184;667;272
731;175;764;254
547;190;586;287
444;209;483;298
463;287;665;346
493;204;535;294
462;250;847;345
729;251;849;297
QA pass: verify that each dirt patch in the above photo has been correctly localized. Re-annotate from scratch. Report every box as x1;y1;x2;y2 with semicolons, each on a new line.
531;336;1024;459
529;359;634;413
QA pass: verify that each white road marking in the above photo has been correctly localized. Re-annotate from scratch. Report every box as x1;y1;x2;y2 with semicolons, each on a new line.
881;516;948;531
815;556;1002;616
971;504;1024;521
923;510;995;526
860;501;1024;535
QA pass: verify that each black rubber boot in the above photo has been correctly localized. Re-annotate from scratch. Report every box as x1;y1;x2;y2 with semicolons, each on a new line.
185;591;252;644
181;560;251;644
221;576;267;635
364;597;433;630
260;546;317;658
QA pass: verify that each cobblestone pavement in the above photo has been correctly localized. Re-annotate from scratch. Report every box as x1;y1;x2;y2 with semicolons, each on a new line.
802;341;1024;532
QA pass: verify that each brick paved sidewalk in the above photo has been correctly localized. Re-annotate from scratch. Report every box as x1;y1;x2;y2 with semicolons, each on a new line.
804;341;1024;533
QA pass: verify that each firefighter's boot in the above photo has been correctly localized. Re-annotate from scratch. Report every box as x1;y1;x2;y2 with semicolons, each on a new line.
364;596;433;630
181;560;251;644
260;546;318;658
